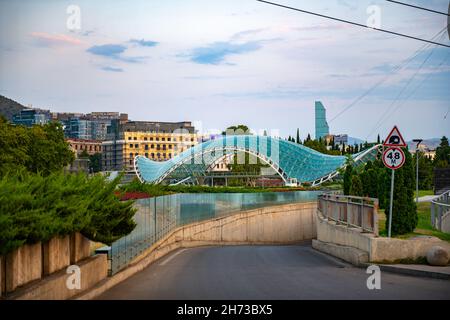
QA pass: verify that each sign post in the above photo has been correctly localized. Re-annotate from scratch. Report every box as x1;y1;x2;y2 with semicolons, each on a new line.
382;126;407;238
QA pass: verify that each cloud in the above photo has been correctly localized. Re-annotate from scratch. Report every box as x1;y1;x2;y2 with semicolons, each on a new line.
86;44;143;63
129;39;158;47
87;44;127;57
188;41;262;65
30;32;83;47
101;66;124;72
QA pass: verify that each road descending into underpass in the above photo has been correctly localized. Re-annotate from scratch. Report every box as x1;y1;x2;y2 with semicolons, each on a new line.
97;243;450;300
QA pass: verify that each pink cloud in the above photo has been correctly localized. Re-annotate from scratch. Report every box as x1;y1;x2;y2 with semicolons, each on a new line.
30;32;83;46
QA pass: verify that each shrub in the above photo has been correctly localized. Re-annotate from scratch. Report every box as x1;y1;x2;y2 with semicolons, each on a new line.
0;171;136;255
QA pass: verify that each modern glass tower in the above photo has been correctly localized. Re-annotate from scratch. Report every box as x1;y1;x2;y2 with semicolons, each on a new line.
315;101;330;140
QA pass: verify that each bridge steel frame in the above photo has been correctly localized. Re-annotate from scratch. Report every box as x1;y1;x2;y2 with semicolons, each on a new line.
134;135;381;186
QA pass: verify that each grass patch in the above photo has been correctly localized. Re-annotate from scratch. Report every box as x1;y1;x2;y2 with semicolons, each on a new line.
378;202;450;242
417;190;434;198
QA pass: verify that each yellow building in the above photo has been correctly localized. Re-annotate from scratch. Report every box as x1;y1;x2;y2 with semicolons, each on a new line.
121;131;198;171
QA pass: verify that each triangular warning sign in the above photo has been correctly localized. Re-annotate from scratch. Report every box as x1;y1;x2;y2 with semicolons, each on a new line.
383;126;407;147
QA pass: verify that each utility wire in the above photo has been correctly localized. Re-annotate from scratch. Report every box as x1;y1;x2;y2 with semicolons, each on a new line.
256;0;450;48
386;0;450;17
329;26;447;123
366;32;449;139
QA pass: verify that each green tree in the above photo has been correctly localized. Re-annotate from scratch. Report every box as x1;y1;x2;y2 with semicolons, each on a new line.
343;156;354;195
0;119;74;177
89;153;102;173
434;136;450;168
296;129;300;144
385;148;417;235
415;151;433;190
350;175;363;196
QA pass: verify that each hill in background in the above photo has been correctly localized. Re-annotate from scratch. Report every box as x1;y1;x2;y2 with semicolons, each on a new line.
0;95;27;121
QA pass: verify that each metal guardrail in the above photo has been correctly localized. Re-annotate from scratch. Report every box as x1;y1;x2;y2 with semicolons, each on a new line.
318;193;379;235
431;190;450;232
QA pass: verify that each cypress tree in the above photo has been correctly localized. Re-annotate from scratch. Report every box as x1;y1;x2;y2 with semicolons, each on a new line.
343;159;354;195
384;149;417;235
350;175;363;196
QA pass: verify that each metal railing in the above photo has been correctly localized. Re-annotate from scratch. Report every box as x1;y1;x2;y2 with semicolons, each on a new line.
318;193;379;235
431;190;450;232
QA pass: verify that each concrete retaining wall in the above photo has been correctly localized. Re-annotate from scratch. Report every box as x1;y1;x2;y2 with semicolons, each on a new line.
442;212;450;234
43;236;70;276
8;255;108;300
315;209;450;264
5;242;42;293
76;202;317;300
1;232;105;300
0;256;5;297
70;233;91;264
370;236;450;262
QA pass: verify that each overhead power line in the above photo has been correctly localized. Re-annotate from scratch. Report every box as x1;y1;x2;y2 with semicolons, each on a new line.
329;26;447;123
256;0;450;48
386;0;450;17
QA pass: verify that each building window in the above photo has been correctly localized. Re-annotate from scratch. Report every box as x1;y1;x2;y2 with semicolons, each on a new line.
162;138;165;142
163;145;167;150
128;137;131;140
151;144;154;149
129;144;133;148
144;137;148;141
168;138;171;142
135;144;139;148
134;137;137;141
150;137;154;141
129;153;133;158
151;153;155;158
156;137;160;141
145;153;149;158
145;145;149;150
168;153;172;158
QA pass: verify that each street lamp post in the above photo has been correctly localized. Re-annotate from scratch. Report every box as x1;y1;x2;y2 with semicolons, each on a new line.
413;139;423;203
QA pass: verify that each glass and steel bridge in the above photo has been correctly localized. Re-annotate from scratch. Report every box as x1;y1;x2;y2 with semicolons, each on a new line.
134;135;381;186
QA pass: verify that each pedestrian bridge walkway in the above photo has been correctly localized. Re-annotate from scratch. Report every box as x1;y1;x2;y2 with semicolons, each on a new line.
134;135;381;186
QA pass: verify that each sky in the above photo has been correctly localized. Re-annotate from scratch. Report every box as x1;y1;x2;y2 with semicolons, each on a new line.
0;0;449;141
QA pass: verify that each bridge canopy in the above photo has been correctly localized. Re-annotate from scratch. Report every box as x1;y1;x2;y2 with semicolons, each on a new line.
134;135;380;186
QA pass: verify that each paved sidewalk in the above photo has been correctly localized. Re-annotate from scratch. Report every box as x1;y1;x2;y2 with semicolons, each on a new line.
368;263;450;280
418;195;438;203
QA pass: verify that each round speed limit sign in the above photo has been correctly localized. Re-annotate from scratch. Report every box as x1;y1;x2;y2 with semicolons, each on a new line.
382;147;406;170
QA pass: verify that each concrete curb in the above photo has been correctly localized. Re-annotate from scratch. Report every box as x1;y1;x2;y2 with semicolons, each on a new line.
360;263;450;280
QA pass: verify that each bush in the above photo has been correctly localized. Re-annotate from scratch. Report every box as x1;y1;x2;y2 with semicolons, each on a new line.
0;171;136;255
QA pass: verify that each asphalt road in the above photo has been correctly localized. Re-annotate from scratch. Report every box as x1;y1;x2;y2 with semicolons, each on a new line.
97;243;450;300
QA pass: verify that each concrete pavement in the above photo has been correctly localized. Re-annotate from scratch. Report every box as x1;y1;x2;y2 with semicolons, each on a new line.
97;243;450;300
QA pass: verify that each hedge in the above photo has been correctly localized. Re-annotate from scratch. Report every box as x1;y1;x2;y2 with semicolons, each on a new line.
0;171;136;255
